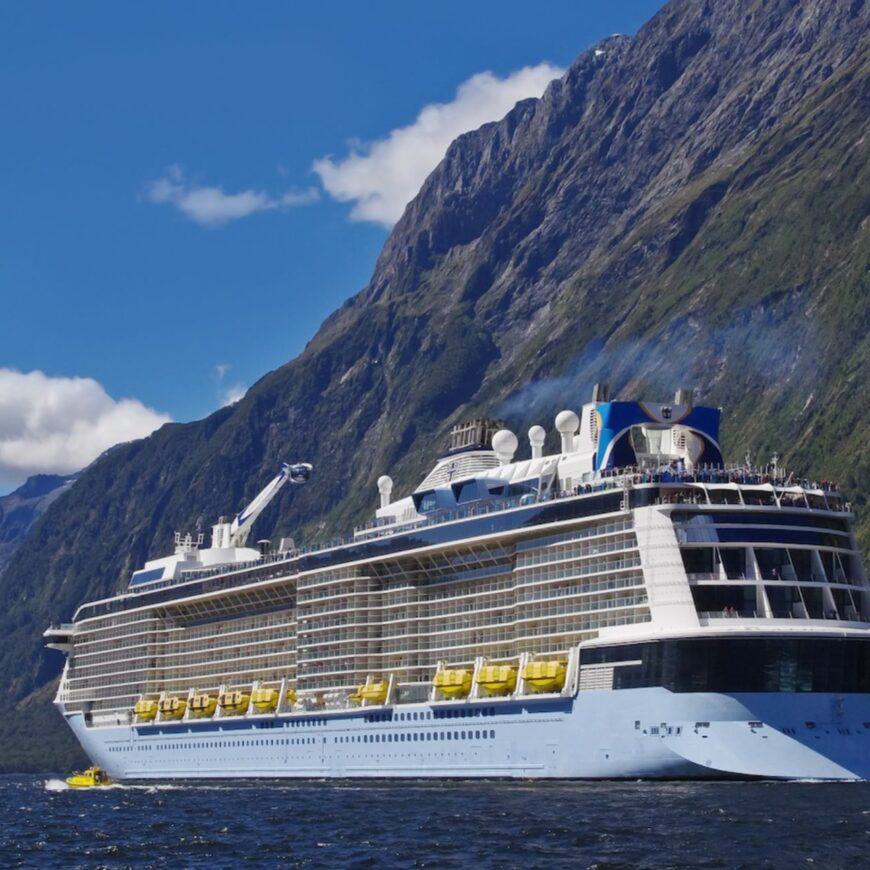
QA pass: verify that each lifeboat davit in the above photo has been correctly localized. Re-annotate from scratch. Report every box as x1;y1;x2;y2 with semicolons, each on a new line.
433;669;472;698
158;697;186;720
251;688;279;712
132;698;158;721
522;660;567;693
475;665;517;696
219;690;250;716
189;694;217;718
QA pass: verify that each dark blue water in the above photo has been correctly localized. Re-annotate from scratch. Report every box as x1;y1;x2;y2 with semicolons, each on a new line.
1;776;868;869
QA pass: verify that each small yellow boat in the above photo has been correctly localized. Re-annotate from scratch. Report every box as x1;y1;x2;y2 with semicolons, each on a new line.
475;665;517;696
65;766;112;788
522;660;567;693
433;668;472;698
251;687;279;712
189;694;217;718
132;698;158;721
285;688;297;706
158;697;187;720
219;690;250;715
359;680;388;704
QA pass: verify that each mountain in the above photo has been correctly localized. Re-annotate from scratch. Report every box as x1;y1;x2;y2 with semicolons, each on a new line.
2;0;868;771
0;474;78;577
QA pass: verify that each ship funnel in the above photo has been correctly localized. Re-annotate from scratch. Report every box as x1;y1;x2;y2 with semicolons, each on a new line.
377;475;394;509
448;418;505;454
528;425;546;459
555;410;580;454
674;387;693;406
592;383;610;402
491;429;518;465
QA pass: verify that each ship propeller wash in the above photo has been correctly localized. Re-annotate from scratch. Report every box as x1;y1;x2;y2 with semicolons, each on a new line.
44;388;870;780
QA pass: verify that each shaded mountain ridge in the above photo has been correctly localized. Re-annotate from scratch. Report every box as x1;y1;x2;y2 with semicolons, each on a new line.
0;474;78;578
2;0;868;770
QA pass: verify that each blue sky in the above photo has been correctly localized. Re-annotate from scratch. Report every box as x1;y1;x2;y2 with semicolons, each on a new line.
0;1;665;490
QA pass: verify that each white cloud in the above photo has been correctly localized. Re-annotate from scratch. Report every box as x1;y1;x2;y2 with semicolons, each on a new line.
219;384;247;406
313;63;564;227
0;369;171;489
145;165;319;227
213;363;245;406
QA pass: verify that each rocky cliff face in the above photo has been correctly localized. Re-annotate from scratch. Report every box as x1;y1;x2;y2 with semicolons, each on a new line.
3;0;868;770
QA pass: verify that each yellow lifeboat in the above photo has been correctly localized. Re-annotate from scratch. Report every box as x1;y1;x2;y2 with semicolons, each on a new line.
132;698;158;721
219;690;250;716
522;660;567;693
359;680;389;704
65;766;112;788
285;688;297;706
475;665;517;696
251;687;279;713
350;686;364;704
433;669;472;698
189;694;217;718
158;697;186;720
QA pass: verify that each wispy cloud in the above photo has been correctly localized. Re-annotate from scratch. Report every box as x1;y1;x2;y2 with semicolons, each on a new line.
219;384;247;406
145;165;319;227
214;363;246;407
0;369;171;489
313;63;563;227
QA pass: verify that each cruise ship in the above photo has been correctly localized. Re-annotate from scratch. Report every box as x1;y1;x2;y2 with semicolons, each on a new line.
44;386;870;780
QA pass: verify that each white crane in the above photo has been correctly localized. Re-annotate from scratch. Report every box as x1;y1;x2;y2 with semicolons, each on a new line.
211;462;313;549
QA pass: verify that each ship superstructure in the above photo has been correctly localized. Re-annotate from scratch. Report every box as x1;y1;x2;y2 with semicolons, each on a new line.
44;387;870;780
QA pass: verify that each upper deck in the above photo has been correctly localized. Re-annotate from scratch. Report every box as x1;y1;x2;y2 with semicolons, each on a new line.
72;464;853;624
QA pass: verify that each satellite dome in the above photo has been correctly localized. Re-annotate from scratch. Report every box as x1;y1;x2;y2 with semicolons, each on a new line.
491;429;518;464
528;425;546;446
555;410;580;434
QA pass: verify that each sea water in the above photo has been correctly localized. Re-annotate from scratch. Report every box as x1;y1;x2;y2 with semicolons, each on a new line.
1;776;868;868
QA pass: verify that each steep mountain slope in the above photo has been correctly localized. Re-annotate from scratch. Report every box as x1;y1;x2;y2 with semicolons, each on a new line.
3;0;868;770
0;474;78;577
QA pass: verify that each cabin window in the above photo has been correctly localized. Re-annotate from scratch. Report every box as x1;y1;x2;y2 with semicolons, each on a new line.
690;584;756;616
720;547;747;580
452;480;480;504
508;480;538;498
681;547;716;576
413;490;438;513
585;637;870;693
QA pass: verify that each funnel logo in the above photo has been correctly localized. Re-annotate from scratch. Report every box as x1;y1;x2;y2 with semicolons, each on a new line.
662;406;672;420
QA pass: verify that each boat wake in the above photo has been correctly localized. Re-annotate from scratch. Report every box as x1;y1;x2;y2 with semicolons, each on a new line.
43;779;70;792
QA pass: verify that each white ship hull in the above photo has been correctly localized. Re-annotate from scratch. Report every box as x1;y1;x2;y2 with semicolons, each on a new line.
66;688;870;781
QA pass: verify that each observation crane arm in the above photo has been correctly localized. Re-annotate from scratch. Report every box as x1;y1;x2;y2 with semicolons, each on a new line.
228;462;312;547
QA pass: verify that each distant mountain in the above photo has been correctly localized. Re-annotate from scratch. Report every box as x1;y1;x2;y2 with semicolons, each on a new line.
2;0;868;771
0;474;78;577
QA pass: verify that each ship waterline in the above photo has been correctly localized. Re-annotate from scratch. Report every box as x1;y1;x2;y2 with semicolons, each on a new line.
45;388;870;780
